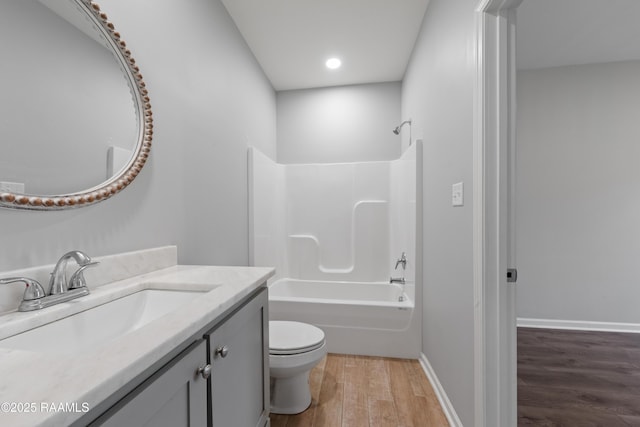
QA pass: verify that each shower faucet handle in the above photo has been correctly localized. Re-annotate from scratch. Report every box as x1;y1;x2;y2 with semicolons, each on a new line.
395;252;407;270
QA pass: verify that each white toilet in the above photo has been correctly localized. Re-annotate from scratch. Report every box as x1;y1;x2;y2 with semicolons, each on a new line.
269;320;327;414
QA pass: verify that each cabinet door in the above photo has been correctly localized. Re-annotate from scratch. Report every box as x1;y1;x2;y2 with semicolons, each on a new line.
207;288;269;427
95;340;208;427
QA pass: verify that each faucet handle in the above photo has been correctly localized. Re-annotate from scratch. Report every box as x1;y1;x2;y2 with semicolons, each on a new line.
69;261;99;290
0;277;46;301
395;252;407;270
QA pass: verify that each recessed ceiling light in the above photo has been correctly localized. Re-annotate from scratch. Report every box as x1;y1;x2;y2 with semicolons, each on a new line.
326;58;342;70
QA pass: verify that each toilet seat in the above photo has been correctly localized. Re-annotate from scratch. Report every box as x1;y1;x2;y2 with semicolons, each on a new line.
270;321;325;355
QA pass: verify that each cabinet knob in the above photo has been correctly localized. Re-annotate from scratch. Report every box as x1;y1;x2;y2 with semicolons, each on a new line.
215;345;229;358
197;364;212;379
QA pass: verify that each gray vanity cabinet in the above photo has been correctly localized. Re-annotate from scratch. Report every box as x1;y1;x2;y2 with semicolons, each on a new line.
82;286;269;427
206;287;269;427
94;340;208;427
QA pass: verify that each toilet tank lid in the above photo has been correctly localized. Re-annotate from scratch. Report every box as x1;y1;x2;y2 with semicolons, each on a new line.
269;320;325;352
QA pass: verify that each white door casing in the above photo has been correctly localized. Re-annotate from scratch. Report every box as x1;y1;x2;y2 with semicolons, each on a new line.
474;0;521;425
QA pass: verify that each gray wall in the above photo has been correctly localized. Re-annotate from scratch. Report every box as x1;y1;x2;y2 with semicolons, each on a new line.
516;60;640;324
276;82;401;163
402;0;476;424
0;0;276;272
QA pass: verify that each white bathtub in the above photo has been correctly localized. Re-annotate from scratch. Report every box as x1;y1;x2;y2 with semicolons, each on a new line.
268;278;419;358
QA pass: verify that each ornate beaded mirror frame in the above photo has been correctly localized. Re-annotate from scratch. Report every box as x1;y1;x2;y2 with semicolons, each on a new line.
0;0;153;210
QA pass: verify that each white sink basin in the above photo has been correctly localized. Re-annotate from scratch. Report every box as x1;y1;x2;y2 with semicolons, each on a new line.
0;289;207;354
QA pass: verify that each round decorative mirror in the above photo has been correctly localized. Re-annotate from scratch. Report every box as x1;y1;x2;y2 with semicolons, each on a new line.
0;0;152;210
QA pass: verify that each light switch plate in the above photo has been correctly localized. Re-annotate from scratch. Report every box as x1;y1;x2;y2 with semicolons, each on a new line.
452;182;463;207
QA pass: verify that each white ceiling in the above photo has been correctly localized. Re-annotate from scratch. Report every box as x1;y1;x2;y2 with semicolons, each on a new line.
220;0;640;90
517;0;640;70
220;0;429;91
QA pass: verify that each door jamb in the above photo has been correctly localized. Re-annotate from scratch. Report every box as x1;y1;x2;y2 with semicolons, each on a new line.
473;0;521;425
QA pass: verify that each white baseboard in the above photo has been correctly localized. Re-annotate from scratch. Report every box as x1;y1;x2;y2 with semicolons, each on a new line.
517;317;640;334
418;353;462;427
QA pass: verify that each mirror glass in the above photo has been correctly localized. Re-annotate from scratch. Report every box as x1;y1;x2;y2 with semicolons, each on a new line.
0;0;151;209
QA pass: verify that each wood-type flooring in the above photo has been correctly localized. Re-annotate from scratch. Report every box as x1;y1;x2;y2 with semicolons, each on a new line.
269;353;449;427
518;327;640;426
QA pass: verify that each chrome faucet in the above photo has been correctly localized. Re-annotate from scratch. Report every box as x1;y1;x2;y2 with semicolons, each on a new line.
395;252;407;271
48;250;97;295
0;251;98;312
390;252;407;284
390;252;407;300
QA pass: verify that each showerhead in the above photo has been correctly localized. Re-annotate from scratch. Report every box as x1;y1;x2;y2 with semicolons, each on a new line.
393;119;412;135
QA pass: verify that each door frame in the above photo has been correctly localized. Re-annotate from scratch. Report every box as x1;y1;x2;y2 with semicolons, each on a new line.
473;0;522;425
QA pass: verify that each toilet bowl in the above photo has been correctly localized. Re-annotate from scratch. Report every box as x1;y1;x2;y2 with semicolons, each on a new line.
269;320;327;414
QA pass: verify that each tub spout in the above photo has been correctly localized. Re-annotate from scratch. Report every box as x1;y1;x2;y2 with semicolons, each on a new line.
390;277;405;284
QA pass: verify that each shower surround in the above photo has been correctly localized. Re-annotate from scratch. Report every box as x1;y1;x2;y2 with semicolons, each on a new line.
249;143;421;358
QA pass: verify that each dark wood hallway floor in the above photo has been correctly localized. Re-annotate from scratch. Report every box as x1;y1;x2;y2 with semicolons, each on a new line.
518;327;640;426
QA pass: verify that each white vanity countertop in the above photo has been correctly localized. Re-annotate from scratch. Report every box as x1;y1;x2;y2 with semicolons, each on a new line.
0;263;274;427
